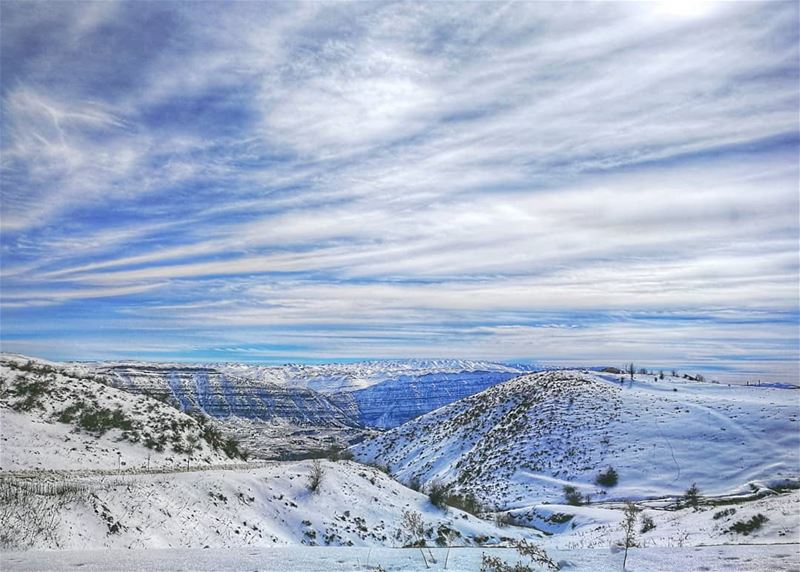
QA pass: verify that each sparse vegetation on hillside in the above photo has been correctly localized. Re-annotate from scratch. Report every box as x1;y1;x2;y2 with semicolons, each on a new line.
361;372;622;508
192;414;248;460
10;377;49;411
425;481;483;515
727;514;768;535
0;477;88;550
1;358;249;462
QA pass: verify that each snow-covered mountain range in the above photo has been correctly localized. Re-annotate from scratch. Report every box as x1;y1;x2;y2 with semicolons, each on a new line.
224;359;530;393
2;354;532;460
91;358;531;432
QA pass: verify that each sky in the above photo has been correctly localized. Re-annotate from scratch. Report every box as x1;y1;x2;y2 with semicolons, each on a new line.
0;1;798;381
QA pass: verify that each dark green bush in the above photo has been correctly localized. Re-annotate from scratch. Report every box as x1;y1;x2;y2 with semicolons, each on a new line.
563;485;585;506
448;491;483;515
640;514;656;533
427;481;449;508
10;379;49;411
546;512;574;524
728;514;768;535
77;407;133;435
684;482;700;509
56;402;84;423
595;467;619;488
222;436;246;460
713;508;736;520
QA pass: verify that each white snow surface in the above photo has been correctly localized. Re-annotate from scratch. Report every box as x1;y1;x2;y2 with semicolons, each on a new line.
2;460;517;550
4;544;799;571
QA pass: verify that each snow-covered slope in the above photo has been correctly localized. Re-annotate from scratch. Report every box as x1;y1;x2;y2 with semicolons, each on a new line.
1;460;519;551
0;355;244;471
352;370;800;510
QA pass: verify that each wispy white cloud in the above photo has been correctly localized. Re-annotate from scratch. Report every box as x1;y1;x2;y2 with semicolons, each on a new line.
0;0;797;380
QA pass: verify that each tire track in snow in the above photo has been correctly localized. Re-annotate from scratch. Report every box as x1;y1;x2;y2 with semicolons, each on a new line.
655;416;681;483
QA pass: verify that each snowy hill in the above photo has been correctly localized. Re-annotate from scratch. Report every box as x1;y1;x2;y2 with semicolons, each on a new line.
0;355;245;471
1;460;519;551
352;370;800;511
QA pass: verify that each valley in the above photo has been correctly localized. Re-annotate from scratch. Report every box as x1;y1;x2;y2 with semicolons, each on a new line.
1;353;798;571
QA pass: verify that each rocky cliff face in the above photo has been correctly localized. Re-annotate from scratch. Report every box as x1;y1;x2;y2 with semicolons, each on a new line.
95;361;532;431
217;359;528;393
331;370;521;428
101;365;358;428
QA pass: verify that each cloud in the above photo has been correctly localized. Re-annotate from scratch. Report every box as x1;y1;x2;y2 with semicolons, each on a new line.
0;1;797;380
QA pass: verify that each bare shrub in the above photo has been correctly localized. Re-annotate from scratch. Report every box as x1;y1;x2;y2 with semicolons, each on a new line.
397;509;431;568
640;514;656;533
621;502;638;571
307;459;325;494
479;538;559;571
494;512;513;528
0;478;87;549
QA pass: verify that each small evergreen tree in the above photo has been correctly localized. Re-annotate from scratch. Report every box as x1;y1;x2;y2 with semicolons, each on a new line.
563;485;585;506
595;466;619;488
684;482;700;509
